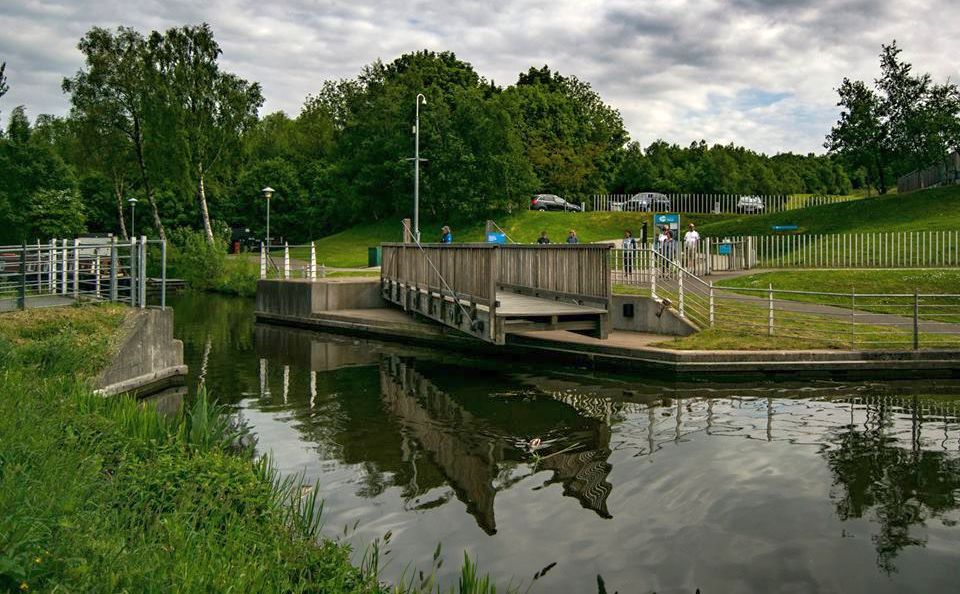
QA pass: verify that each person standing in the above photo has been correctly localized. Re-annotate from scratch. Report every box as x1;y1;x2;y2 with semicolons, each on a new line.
684;223;700;269
622;229;637;277
536;231;551;245
656;226;672;273
566;230;579;244
440;226;453;244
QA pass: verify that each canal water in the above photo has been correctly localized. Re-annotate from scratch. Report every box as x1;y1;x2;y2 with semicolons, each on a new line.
169;292;960;593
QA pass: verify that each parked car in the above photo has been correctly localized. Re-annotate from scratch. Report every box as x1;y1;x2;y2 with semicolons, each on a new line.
611;192;671;212
737;195;765;213
530;194;582;212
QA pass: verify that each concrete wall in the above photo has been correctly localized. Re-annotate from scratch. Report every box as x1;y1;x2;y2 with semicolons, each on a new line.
256;278;385;317
611;294;699;336
96;308;187;397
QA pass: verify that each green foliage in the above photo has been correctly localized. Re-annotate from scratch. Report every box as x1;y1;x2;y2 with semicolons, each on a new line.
26;188;87;239
826;41;960;193
613;139;852;195
168;227;226;289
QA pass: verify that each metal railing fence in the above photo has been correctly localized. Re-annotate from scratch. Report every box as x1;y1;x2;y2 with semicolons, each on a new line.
739;230;960;269
613;249;960;349
0;236;166;311
589;193;860;214
259;242;325;280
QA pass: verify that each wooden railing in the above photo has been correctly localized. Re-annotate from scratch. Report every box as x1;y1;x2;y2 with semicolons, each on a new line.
381;243;612;305
497;245;611;302
381;243;497;305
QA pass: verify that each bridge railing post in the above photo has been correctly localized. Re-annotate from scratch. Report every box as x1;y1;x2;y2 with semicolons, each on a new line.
110;236;118;302
260;243;266;279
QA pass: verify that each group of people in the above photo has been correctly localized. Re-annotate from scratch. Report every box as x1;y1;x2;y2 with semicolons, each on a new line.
432;223;702;271
536;230;580;244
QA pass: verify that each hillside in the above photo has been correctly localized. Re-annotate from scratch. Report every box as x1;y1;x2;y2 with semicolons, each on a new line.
304;210;733;267
697;186;960;237
301;186;959;267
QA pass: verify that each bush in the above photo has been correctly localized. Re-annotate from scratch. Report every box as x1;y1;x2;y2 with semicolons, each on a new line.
167;228;227;292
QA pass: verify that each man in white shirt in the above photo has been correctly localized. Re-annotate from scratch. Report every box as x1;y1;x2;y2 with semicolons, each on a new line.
683;223;700;268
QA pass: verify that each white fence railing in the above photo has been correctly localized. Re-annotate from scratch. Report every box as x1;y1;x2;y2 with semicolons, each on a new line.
722;230;960;269
616;250;960;349
589;193;860;214
259;242;325;280
0;237;165;311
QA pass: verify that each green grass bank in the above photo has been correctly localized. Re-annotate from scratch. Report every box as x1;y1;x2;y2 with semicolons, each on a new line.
0;305;497;593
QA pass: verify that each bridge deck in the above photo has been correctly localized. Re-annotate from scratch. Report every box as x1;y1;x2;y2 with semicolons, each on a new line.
495;292;606;316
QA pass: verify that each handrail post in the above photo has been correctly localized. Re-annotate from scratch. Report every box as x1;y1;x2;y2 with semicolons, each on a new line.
283;242;290;279
709;281;715;327
61;239;68;296
139;236;147;309
160;239;167;310
17;243;26;311
650;248;657;298
768;283;774;336
913;290;920;350
260;243;267;279
678;269;685;318
310;241;317;280
72;238;80;299
129;237;137;306
110;236;118;302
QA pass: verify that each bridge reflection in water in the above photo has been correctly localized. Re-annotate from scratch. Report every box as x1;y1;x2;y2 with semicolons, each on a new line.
249;323;960;575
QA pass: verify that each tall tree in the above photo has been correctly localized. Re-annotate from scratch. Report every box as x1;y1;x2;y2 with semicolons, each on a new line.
63;27;168;240
825;78;892;193
149;24;263;242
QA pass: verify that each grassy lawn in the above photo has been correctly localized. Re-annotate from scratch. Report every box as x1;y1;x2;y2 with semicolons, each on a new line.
697;185;960;237
0;305;499;592
295;210;733;267
716;269;960;324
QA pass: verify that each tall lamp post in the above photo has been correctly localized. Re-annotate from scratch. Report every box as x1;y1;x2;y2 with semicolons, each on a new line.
413;93;426;243
261;187;274;250
128;197;138;238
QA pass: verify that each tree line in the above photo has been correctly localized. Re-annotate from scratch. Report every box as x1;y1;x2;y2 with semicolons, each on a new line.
1;25;956;245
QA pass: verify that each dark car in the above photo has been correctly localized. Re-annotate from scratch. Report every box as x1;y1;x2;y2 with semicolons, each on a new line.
612;192;671;212
530;194;582;212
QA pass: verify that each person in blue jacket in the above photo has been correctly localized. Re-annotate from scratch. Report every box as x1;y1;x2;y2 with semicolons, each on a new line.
440;226;453;243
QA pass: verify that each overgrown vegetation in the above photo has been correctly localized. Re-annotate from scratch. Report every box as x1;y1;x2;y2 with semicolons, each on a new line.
163;228;258;296
0;305;503;593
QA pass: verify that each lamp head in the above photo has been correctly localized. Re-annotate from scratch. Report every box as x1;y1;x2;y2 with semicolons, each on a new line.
127;197;138;204
261;187;275;199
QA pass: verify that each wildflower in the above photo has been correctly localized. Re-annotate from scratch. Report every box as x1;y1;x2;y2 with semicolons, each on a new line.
20;582;29;591
34;557;42;564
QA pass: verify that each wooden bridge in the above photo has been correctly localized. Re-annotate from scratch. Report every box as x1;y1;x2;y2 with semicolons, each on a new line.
380;243;612;344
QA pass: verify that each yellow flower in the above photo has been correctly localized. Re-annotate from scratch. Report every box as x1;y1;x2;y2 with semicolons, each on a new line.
34;557;42;564
19;583;29;591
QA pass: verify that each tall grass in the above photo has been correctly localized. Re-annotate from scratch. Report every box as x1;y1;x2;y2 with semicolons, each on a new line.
0;304;509;593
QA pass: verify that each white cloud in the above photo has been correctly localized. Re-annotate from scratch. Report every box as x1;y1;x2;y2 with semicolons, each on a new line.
0;0;958;153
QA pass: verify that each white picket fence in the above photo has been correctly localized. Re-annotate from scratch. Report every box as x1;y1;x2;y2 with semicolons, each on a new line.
737;230;960;269
589;193;860;214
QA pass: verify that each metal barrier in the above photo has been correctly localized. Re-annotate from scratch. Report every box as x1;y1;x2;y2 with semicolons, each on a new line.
615;249;960;349
0;236;166;311
589;193;860;214
258;242;323;280
743;231;960;269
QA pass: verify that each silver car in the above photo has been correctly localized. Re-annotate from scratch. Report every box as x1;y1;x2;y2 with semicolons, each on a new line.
611;192;671;212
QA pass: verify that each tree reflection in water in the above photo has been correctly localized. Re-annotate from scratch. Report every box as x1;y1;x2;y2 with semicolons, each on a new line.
823;397;960;573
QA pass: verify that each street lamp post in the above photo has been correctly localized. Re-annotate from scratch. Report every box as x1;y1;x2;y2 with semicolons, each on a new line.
128;197;138;238
261;187;274;250
413;94;426;243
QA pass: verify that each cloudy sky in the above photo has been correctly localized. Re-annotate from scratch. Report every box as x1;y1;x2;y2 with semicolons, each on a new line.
1;0;958;154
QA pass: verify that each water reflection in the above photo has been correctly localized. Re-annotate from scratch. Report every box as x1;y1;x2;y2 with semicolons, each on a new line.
171;294;960;592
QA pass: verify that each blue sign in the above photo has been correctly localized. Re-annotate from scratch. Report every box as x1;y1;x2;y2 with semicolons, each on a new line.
486;232;507;244
718;243;732;255
772;225;798;231
654;213;680;226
